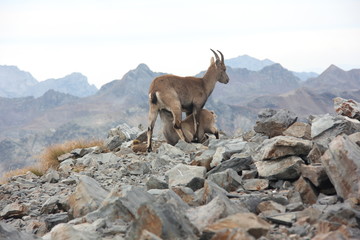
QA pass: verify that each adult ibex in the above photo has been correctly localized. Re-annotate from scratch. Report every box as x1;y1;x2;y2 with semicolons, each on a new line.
147;49;229;151
160;108;219;146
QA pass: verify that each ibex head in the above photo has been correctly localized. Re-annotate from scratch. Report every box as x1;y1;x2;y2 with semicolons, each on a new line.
210;49;229;84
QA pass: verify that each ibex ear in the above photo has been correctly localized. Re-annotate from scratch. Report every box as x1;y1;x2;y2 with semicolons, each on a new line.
210;57;215;64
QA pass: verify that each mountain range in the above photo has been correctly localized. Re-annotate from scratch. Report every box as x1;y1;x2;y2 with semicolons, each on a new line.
0;55;359;175
0;66;98;98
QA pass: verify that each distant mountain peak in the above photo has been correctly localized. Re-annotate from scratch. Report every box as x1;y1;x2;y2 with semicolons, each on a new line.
325;64;343;73
225;55;276;71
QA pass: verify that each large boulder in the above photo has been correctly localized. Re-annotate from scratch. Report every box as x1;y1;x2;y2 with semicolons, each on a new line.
320;133;360;200
311;114;360;147
68;176;109;218
333;97;360;120
253;136;312;161
254;109;297;138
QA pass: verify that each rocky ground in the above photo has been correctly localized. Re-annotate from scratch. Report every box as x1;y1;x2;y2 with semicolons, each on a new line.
1;97;360;240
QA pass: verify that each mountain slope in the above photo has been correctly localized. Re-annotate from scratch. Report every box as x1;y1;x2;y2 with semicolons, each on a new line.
225;55;275;71
303;65;360;93
211;63;301;103
0;65;38;98
27;73;98;97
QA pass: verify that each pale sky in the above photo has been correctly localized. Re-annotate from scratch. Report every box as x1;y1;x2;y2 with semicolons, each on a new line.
1;0;359;88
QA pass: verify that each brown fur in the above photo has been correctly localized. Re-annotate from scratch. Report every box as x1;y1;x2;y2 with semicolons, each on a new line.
146;50;229;151
160;109;219;146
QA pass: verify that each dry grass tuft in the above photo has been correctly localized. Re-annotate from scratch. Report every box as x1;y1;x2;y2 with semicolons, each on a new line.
1;138;105;184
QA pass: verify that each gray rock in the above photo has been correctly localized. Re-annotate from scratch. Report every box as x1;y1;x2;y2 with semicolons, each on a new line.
0;222;39;240
242;179;269;191
193;180;229;206
46;223;100;240
185;177;205;192
254;108;297;137
207;168;242;192
146;176;168;190
266;212;297;226
300;164;329;187
42;169;60;183
127;202;199;240
186;195;248;232
105;135;124;151
203;212;271;239
311;114;360;147
283;122;311;140
206;156;252;177
127;161;150;175
44;212;70;230
165;163;206;187
0;202;29;219
293;176;318;205
334;97;360;120
68;175;109;218
157;143;186;159
255;156;303;180
321;134;360;200
253;136;312;161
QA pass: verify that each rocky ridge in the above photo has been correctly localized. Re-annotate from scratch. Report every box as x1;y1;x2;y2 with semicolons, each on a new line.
1;98;360;240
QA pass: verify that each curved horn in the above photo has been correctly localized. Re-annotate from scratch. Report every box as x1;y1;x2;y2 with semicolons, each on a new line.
210;49;220;61
217;50;224;64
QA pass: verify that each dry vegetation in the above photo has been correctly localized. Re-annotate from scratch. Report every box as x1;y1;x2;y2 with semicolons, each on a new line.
0;139;105;184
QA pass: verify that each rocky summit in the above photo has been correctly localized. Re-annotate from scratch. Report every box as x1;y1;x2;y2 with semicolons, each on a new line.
1;99;360;240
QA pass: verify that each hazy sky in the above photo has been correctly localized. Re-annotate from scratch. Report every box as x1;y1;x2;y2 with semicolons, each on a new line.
1;0;359;88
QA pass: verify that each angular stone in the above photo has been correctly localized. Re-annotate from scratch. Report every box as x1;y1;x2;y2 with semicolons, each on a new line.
44;212;70;230
210;146;226;168
300;164;329;187
333;97;360;120
185;177;205;192
165;164;206;187
86;186;155;223
266;212;297;227
293;176;318;204
311;114;360;147
108;123;140;140
48;223;100;240
241;170;258;180
127;161;151;175
208;138;253;160
146;176;168;190
57;152;74;162
257;200;286;214
41;196;68;214
0;202;29;219
254;136;312;161
171;186;195;205
203;212;271;239
190;149;215;171
307;143;327;164
320;134;360;200
127;202;198;240
255;156;303;180
42;169;60;183
68;175;109;218
105;135;124;151
186;196;247;232
253;108;297;137
0;222;38;240
207;168;242;192
242;179;269;191
157;143;186;159
202;228;255;240
151;189;190;212
194;180;229;206
283;122;311;140
206;156;252;177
